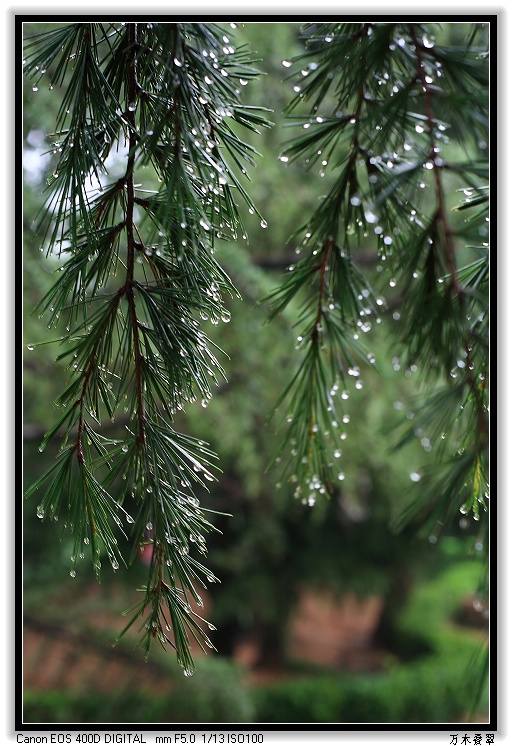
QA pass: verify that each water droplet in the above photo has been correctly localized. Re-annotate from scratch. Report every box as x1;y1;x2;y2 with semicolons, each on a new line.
121;444;129;453
32;86;38;92
410;472;421;482
27;344;34;351
70;570;76;578
337;473;345;481
36;506;44;519
128;101;137;112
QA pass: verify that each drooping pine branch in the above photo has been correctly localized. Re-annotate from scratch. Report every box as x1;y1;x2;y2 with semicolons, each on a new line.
24;21;271;673
265;22;489;532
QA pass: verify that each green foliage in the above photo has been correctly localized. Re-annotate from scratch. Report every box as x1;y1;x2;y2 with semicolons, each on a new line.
23;656;254;724
252;658;475;724
263;22;489;543
23;21;271;673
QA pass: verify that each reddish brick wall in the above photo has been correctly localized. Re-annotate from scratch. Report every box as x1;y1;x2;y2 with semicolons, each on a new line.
288;589;384;668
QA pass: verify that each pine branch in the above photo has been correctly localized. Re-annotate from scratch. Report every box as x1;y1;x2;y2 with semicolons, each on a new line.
24;21;270;673
264;22;489;529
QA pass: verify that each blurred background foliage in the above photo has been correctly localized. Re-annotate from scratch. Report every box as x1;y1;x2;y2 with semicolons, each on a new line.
22;20;489;724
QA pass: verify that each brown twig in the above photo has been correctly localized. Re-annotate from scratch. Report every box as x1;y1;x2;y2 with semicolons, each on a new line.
409;24;463;297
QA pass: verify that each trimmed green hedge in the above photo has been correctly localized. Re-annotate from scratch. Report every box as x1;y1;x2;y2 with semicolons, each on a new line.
253;635;478;724
24;656;254;724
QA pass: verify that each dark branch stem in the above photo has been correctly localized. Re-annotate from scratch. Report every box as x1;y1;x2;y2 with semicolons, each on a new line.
304;67;368;478
124;23;146;447
409;24;462;297
73;291;124;464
